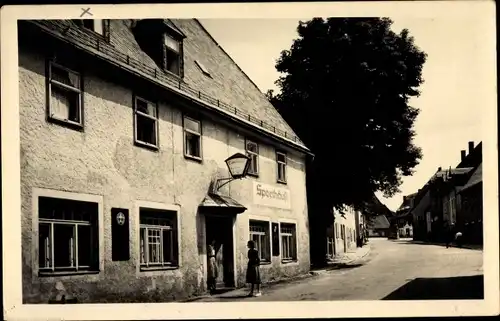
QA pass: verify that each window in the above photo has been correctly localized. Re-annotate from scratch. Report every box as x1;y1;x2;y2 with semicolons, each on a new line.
280;223;297;262
164;34;182;76
249;220;271;263
134;96;158;148
276;151;287;183
73;19;108;38
246;140;259;176
47;62;83;127
139;208;178;269
195;60;211;77
183;116;202;160
38;197;99;274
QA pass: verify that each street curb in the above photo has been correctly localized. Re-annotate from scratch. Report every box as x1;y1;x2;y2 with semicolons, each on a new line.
404;240;483;251
309;245;372;276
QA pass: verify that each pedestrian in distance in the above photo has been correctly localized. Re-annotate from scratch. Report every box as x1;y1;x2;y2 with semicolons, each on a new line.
246;240;262;297
446;222;454;248
207;239;218;294
455;231;463;248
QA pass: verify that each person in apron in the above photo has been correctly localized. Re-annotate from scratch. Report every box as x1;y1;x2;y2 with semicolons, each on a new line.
207;239;218;294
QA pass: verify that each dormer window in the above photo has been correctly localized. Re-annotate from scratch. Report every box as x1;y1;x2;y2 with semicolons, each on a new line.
164;34;182;76
73;19;110;41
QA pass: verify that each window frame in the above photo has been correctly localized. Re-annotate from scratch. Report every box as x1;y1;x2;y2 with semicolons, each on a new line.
279;222;297;263
139;208;179;271
245;139;259;177
249;220;271;264
133;95;159;150
73;19;110;41
276;151;287;184
163;33;184;78
46;61;84;130
34;190;102;278
183;115;203;161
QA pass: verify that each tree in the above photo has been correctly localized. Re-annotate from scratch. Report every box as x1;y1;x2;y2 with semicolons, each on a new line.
268;18;426;265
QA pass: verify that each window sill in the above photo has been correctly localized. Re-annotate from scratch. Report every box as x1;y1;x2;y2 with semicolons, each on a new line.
184;154;203;163
259;261;272;266
247;172;259;178
140;266;179;272
134;140;159;151
277;180;288;185
48;116;84;131
38;270;100;277
281;259;298;265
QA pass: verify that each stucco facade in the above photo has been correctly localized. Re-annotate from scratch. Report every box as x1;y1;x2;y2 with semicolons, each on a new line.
326;206;357;259
19;19;310;303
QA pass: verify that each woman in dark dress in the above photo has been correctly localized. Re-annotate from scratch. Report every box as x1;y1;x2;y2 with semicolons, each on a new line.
246;240;262;297
207;239;218;294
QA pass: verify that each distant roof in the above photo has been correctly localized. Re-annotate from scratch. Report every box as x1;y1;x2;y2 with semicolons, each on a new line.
460;163;482;192
367;215;391;229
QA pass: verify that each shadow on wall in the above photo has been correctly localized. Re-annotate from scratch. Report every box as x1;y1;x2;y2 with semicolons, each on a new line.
382;275;484;300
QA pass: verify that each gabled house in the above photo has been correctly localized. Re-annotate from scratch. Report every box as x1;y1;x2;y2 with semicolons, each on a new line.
393;193;417;237
18;18;313;303
457;162;482;244
366;215;391;237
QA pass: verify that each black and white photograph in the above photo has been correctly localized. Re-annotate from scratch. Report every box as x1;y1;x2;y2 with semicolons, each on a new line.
1;1;498;320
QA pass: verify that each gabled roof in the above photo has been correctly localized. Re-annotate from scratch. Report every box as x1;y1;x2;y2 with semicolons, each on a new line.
27;19;309;154
459;163;482;193
367;215;390;229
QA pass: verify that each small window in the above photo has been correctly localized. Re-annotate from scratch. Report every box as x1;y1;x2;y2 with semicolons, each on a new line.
249;220;271;263
164;34;182;76
139;208;179;270
183;116;202;160
276;151;287;183
38;197;99;275
134;96;158;148
246;140;259;176
47;62;83;128
280;223;297;262
74;19;107;37
195;60;211;77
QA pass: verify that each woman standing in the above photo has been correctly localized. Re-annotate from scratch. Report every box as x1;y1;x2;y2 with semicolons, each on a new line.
246;240;262;297
207;239;218;294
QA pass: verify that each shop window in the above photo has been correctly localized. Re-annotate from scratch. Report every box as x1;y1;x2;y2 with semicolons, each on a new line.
280;223;297;262
183;116;202;160
245;140;259;176
249;220;270;263
47;61;83;128
134;96;158;149
276;151;287;184
139;208;178;270
38;196;99;275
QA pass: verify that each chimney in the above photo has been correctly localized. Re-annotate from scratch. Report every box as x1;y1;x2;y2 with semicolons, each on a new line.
460;150;466;161
468;141;474;154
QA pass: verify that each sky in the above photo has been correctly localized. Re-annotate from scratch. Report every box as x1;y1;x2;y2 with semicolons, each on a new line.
199;15;486;212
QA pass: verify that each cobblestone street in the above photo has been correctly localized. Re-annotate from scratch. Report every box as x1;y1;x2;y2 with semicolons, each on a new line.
191;238;483;302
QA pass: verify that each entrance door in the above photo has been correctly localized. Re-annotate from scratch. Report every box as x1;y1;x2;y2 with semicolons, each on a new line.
205;215;235;289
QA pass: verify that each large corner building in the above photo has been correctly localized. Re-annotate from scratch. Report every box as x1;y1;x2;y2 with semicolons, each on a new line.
18;19;312;303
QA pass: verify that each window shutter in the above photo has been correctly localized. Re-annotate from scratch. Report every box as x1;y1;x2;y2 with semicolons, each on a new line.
179;41;185;78
172;228;179;265
111;208;130;261
103;19;111;42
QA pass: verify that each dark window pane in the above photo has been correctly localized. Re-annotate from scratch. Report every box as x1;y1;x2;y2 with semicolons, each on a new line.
185;132;200;157
136;114;157;145
39;223;51;269
53;224;75;268
51;65;80;88
136;99;157;117
166;50;180;75
162;229;173;263
246;142;257;153
78;225;91;267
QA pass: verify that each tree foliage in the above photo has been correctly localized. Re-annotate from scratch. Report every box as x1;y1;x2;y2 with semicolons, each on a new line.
268;18;427;213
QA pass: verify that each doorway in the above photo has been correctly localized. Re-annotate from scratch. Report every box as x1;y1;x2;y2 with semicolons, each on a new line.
205;214;235;289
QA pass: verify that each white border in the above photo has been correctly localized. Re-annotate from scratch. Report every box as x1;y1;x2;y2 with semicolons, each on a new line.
2;1;499;319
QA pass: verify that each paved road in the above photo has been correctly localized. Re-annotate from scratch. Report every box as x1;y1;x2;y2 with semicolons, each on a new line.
194;238;483;302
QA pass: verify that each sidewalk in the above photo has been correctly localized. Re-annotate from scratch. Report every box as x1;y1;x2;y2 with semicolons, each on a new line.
183;245;372;302
395;239;483;250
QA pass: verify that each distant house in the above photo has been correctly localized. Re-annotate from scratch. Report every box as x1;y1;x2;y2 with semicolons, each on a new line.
409;141;482;244
394;193;417;238
366;215;391;237
458;162;483;244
